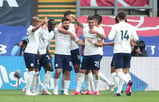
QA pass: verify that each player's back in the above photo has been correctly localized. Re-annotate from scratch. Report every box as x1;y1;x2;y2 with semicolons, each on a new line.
108;22;138;53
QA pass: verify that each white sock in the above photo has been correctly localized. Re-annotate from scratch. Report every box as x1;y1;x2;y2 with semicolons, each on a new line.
75;73;79;81
61;74;65;91
54;78;59;90
31;72;36;93
26;71;35;93
99;72;112;86
117;79;124;94
89;72;95;92
35;72;40;92
111;72;119;87
85;74;91;91
117;72;129;84
125;73;131;80
76;73;85;92
64;80;70;93
43;71;52;90
93;73;100;92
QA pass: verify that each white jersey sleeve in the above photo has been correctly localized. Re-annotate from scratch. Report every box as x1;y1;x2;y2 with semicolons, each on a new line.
131;27;139;41
97;26;105;55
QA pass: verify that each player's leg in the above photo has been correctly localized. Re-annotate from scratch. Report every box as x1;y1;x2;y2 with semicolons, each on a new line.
41;54;53;95
60;72;65;94
114;53;131;96
63;71;70;95
70;69;87;95
91;55;101;95
53;54;62;95
24;53;37;96
99;56;114;91
70;56;89;95
71;49;81;82
61;49;80;94
82;70;92;95
123;54;132;95
31;55;41;95
110;56;119;92
62;55;72;95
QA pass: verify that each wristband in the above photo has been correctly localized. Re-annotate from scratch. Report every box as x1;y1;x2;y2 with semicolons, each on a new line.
92;41;95;44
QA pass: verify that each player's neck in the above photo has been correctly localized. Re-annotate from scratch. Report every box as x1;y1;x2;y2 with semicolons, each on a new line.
119;20;125;23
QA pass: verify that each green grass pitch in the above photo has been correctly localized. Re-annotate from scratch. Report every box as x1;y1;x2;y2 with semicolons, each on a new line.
0;90;159;102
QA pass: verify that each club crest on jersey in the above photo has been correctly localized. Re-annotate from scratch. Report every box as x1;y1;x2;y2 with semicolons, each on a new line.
30;63;34;67
55;64;58;67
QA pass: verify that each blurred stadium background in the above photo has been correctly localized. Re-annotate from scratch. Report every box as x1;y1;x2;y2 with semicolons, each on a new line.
0;0;159;92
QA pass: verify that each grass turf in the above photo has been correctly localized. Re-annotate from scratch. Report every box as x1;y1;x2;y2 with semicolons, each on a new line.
0;90;159;102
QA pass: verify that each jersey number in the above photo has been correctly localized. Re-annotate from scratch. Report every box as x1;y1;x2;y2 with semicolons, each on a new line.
121;30;129;40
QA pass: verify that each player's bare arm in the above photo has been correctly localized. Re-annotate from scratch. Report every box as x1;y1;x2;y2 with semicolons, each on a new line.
89;29;106;39
32;17;48;32
58;25;72;34
70;14;83;28
87;38;103;47
46;46;52;60
57;26;75;40
103;42;114;46
75;39;85;46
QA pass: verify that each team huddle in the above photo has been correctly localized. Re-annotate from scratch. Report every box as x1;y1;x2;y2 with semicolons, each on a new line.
23;11;138;96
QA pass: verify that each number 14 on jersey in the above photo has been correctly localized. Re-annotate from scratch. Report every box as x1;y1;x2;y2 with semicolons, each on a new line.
121;30;129;40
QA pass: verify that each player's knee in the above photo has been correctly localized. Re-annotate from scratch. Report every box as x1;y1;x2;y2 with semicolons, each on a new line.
47;66;53;72
45;64;53;72
55;69;61;74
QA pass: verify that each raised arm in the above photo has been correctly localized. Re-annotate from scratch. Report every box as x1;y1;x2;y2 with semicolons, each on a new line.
46;46;52;60
70;14;83;28
32;17;48;32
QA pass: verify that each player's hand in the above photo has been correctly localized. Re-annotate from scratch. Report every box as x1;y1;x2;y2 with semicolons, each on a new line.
42;25;47;29
87;38;93;43
70;14;76;19
130;39;136;46
89;29;97;34
44;16;49;23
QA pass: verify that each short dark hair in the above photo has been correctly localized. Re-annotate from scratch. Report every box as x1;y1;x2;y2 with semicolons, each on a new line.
64;11;73;17
117;11;126;20
87;16;94;21
22;40;28;44
115;15;119;23
48;19;56;25
61;17;70;23
93;14;102;25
